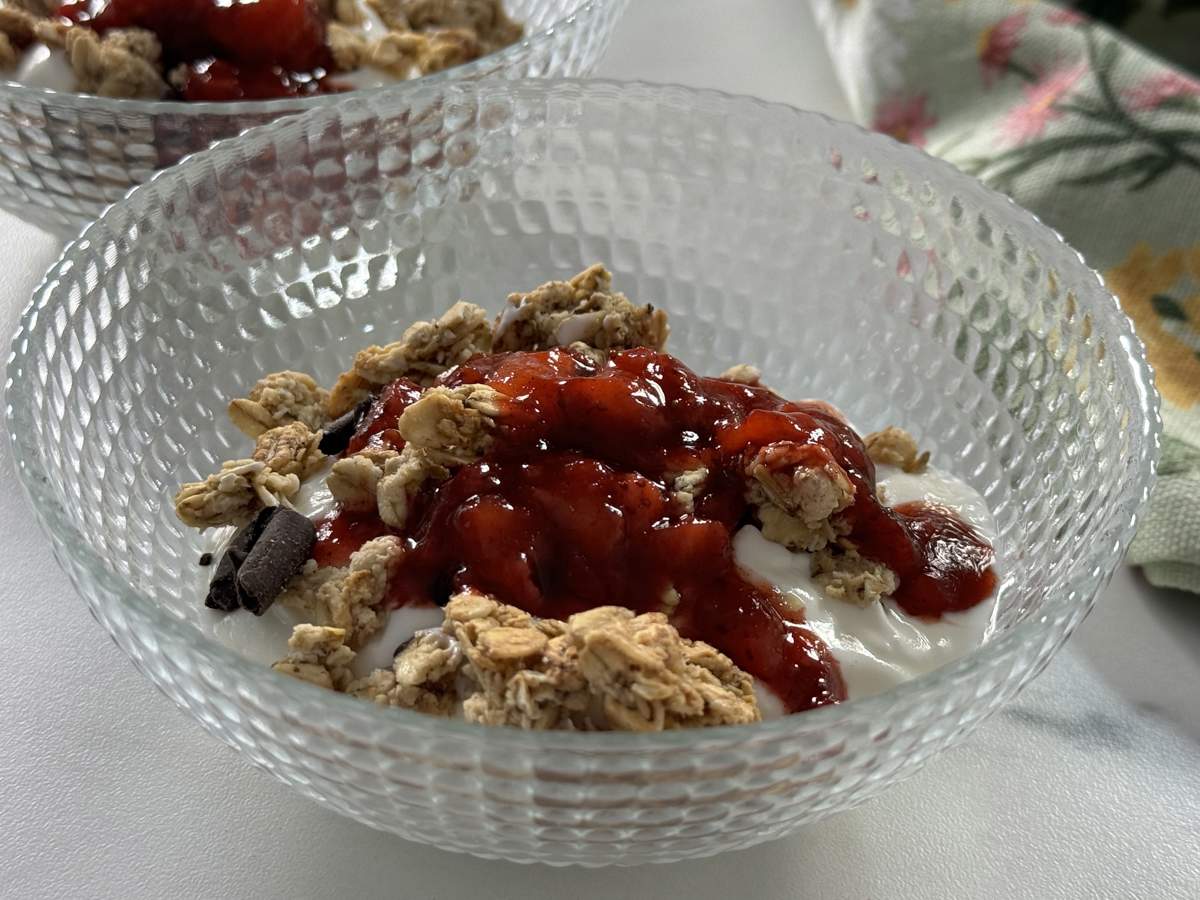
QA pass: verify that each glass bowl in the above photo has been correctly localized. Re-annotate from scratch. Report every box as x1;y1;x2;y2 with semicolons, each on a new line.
0;0;628;237
5;79;1159;866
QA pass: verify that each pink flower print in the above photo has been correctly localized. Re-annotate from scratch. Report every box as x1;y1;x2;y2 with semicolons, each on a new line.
977;12;1027;87
1001;64;1086;145
1123;72;1200;111
1046;8;1086;26
872;93;936;147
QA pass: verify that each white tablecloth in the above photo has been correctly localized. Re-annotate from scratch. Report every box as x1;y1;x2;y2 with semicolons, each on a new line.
2;2;1198;897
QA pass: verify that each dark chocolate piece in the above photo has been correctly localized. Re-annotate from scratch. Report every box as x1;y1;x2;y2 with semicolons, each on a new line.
431;571;454;607
318;398;372;456
198;552;213;567
203;507;279;612
204;554;241;612
236;508;317;615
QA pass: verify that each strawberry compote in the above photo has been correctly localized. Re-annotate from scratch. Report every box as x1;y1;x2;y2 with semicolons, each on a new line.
58;0;336;99
314;347;997;714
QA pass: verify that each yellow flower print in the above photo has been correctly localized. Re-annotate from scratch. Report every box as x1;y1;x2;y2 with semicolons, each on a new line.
1106;242;1200;407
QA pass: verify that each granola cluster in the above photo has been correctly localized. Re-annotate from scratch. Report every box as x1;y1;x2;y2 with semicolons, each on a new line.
493;264;669;353
173;265;663;532
864;425;930;474
745;442;857;553
174;264;942;729
229;371;330;438
173;420;326;529
812;543;900;607
277;535;404;645
329;301;493;416
175;459;301;529
322;384;500;531
362;0;523;74
0;0;522;100
276;592;762;731
271;623;358;691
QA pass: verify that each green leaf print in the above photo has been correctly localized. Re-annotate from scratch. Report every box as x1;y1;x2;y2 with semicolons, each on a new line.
958;26;1200;192
1152;293;1188;320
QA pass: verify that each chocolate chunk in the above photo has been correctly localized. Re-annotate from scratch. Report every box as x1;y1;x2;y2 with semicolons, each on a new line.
204;554;241;612
203;507;279;612
198;552;213;567
430;571;454;607
318;398;372;456
236;508;316;615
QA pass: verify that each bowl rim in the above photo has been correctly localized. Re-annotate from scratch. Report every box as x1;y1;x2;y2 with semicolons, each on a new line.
0;0;606;115
4;76;1163;749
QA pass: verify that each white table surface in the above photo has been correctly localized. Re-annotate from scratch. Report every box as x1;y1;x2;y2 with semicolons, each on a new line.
2;3;1199;898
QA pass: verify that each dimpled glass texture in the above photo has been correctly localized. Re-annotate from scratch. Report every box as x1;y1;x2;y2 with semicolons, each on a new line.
6;79;1159;866
0;0;627;237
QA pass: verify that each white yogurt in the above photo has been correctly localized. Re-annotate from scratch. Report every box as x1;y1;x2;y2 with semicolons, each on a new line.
753;681;787;720
13;45;76;92
293;461;337;521
354;0;390;39
351;604;445;676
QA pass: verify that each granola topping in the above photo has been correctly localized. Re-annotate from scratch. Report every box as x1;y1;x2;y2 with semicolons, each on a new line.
327;450;395;512
174;459;300;529
12;0;523;100
812;542;900;607
395;383;502;465
292;593;761;730
718;363;762;386
178;264;998;729
272;624;357;691
229;370;330;438
352;302;494;388
277;534;403;646
864;426;930;474
252;421;326;479
493;265;669;353
376;446;448;528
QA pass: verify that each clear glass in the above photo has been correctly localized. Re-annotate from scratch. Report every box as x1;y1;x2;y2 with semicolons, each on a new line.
4;79;1160;866
0;0;627;237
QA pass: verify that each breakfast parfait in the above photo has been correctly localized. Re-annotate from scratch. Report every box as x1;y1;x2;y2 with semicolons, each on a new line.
174;266;998;731
0;0;523;100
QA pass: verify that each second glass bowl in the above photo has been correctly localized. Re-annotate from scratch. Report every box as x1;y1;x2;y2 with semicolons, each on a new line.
0;0;628;236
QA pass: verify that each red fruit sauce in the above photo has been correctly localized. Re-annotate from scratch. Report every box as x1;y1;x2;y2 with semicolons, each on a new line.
314;347;997;714
58;0;337;100
346;379;426;456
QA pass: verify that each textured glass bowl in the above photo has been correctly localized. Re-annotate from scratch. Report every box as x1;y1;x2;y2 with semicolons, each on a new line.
0;0;627;237
5;79;1159;866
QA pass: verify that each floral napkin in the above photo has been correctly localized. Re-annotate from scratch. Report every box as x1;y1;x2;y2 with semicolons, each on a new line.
811;0;1200;592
